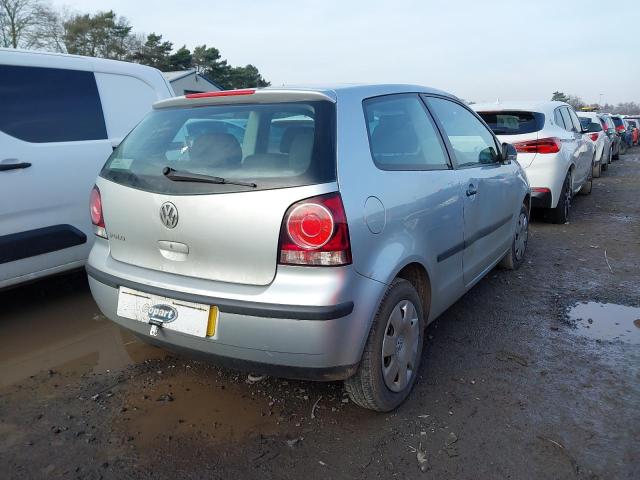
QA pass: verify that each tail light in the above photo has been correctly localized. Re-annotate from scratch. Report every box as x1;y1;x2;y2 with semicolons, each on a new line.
512;137;561;154
601;121;608;132
90;185;107;238
616;125;625;133
589;133;599;142
279;193;351;266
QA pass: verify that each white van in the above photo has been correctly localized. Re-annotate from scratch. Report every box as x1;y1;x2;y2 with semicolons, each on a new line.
0;49;174;288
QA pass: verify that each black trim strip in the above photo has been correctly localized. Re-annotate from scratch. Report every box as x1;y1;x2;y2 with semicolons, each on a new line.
437;214;513;263
0;224;87;264
86;264;354;321
0;162;31;172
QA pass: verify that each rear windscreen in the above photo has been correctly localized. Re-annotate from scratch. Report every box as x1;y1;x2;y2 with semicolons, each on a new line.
101;101;336;194
477;111;545;135
611;117;623;128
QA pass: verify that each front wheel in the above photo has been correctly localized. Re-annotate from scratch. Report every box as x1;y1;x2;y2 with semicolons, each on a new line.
345;279;424;412
499;203;529;270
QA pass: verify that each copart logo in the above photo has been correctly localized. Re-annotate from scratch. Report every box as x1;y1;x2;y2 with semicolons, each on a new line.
160;202;178;229
147;304;178;323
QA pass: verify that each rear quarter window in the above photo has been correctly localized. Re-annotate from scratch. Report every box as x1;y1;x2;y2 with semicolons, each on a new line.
0;64;107;143
476;111;545;135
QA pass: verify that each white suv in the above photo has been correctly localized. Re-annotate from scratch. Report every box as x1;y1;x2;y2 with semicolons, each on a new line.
0;49;174;289
473;101;595;223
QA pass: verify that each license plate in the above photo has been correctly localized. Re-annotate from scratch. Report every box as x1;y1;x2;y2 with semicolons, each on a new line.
117;286;212;337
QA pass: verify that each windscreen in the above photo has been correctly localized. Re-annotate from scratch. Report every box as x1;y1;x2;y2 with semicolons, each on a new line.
476;111;545;135
101;101;336;194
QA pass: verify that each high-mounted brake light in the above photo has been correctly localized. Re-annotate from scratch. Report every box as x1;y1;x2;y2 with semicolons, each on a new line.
90;185;107;238
185;89;256;99
512;137;561;154
279;193;352;266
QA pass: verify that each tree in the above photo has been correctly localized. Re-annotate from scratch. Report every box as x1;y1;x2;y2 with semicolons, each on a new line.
64;11;137;59
551;91;570;103
0;0;62;49
128;32;173;70
168;45;192;70
226;64;270;89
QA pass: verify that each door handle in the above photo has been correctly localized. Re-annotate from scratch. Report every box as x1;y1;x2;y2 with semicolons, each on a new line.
466;184;478;197
0;161;32;172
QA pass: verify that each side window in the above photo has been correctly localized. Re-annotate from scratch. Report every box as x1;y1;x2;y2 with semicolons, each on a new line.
0;64;107;143
363;94;450;170
554;109;566;129
560;108;575;132
425;96;500;167
567;108;583;132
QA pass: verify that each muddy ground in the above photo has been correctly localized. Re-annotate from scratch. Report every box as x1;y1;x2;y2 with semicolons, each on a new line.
1;152;639;480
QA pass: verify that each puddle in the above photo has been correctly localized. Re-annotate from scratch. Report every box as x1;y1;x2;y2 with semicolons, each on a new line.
0;272;164;387
567;302;640;344
117;376;280;449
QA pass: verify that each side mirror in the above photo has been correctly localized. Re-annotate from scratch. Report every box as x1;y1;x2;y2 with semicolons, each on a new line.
502;142;517;164
581;126;589;134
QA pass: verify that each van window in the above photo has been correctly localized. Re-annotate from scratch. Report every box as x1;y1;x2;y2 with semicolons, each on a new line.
425;97;500;167
477;111;545;135
363;94;450;170
0;64;107;143
101;101;336;195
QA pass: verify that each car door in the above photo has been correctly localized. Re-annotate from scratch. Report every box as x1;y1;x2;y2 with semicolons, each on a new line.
424;96;519;287
567;107;594;185
0;63;112;287
353;93;465;315
558;107;586;189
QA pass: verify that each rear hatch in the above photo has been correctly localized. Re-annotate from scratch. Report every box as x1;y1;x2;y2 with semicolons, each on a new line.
476;110;545;168
99;91;336;286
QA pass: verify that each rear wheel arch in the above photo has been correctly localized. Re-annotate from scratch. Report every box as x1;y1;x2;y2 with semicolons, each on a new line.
394;262;432;324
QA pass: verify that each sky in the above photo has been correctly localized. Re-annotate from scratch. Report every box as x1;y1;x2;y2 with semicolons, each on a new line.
51;0;639;105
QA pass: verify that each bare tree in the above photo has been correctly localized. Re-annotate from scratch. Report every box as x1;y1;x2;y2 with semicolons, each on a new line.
0;0;63;50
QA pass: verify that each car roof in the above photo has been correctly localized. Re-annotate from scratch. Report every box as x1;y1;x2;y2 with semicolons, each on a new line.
472;100;569;114
154;84;458;109
0;47;173;95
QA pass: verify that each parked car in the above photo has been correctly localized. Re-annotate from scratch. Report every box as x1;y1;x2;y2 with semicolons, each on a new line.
600;114;622;160
609;114;629;155
578;112;612;176
624;118;639;145
0;49;174;289
87;85;531;411
473;101;595;223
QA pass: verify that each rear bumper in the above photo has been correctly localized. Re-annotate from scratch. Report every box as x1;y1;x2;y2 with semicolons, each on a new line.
86;240;386;380
530;190;552;209
524;153;567;209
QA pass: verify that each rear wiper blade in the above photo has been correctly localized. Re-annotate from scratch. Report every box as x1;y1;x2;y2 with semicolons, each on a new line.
163;167;257;188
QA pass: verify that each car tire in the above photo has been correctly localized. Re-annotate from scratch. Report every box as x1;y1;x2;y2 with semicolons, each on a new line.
548;172;572;224
592;157;601;178
619;141;627;156
499;203;529;270
580;164;593;196
602;149;610;171
345;279;425;412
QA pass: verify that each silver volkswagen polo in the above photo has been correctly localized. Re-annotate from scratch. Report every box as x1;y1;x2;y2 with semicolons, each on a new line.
87;85;530;411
